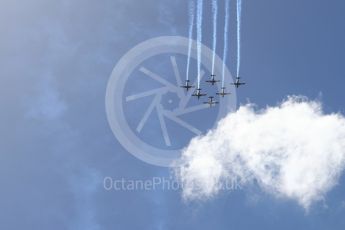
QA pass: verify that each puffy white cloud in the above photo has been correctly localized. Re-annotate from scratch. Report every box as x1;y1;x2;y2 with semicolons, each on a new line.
176;96;345;209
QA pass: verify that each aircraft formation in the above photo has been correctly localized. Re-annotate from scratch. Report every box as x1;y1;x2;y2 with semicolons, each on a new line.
181;74;245;107
183;0;245;108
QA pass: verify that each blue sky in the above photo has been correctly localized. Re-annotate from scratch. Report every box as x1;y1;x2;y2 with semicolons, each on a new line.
1;0;345;229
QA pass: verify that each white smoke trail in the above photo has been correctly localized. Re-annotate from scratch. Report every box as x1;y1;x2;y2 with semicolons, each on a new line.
186;0;195;81
211;0;218;75
176;96;345;210
222;0;230;88
236;0;242;78
196;0;203;88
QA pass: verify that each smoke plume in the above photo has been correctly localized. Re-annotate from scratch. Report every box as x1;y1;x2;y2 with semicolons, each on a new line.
221;0;230;87
236;0;242;77
196;0;203;88
186;0;195;81
211;0;218;75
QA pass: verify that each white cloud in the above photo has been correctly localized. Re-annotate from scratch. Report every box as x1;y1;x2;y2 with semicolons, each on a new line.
26;76;67;120
176;96;345;209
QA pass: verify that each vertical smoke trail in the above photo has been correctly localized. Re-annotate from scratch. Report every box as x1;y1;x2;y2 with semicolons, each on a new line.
236;0;242;78
196;0;203;88
186;0;195;81
222;0;230;88
211;0;218;75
